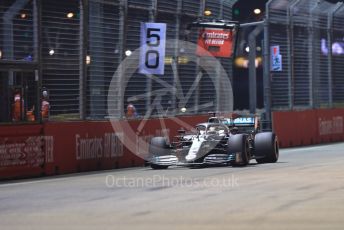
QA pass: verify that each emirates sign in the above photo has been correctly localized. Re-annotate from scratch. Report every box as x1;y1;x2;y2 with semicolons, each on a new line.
196;29;234;58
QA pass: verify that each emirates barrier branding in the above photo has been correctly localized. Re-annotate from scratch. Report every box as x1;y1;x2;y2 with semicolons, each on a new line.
319;116;344;136
75;133;123;160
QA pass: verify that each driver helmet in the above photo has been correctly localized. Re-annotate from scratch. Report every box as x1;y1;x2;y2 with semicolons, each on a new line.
208;126;216;134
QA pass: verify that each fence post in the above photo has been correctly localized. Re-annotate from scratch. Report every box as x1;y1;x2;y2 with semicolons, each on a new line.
309;3;319;108
79;0;88;120
248;25;263;114
118;0;128;118
263;0;273;131
35;0;43;122
327;3;343;108
287;0;301;110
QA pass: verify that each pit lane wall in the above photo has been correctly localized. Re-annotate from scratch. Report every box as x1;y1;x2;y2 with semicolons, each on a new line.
0;115;208;180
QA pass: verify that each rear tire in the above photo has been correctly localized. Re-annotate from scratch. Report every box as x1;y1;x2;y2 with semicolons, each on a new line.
255;158;266;164
227;134;250;166
255;132;279;163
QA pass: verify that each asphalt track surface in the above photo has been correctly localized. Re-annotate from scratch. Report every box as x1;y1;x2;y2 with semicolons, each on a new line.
1;143;344;230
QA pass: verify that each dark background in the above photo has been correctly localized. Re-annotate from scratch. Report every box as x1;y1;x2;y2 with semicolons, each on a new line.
231;0;340;110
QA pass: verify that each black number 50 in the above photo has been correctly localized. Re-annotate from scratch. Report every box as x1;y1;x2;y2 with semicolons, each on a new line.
145;28;160;69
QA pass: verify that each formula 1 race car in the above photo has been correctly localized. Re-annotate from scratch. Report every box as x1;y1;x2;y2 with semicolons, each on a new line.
148;115;279;169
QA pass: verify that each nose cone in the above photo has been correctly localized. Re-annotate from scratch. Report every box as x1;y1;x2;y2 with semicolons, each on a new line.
186;138;203;161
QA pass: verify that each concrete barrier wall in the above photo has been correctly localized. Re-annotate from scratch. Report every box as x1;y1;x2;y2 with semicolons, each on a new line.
0;115;208;180
272;109;344;148
1;110;343;180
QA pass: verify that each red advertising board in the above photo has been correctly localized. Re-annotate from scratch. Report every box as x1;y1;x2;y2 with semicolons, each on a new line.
272;109;344;147
0;124;48;179
196;29;234;58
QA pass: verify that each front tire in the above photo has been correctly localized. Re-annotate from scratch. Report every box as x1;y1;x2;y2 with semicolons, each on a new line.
227;134;250;166
149;137;170;170
149;137;170;156
255;132;279;163
150;164;169;170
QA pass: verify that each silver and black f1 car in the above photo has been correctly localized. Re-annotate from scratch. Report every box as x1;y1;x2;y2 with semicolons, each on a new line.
148;115;279;169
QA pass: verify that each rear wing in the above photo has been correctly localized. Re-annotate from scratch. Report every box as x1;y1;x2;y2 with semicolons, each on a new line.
225;117;255;127
208;114;260;130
